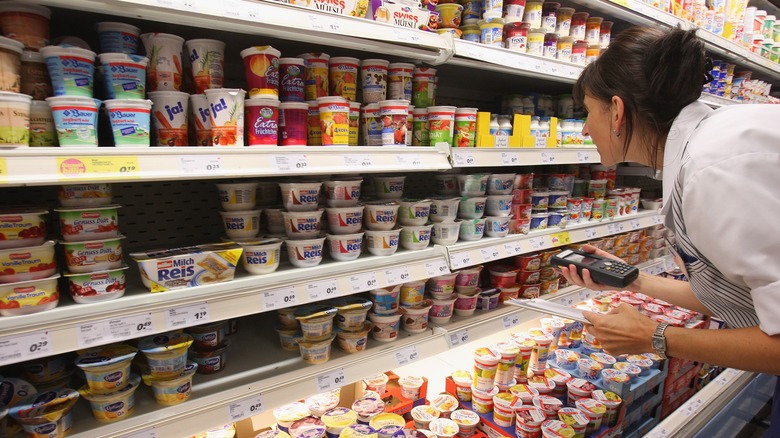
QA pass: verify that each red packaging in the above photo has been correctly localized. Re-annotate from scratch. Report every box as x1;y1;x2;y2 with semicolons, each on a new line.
590;169;607;180
279;102;309;146
512;203;533;220
279;58;305;102
514;173;534;190
241;46;280;98
513;189;534;205
519;283;541;299
245;99;279;146
514;254;541;271
489;264;520;288
518;269;541;285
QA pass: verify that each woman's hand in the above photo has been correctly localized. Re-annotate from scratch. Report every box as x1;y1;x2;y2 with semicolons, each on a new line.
582;304;657;355
556;244;629;292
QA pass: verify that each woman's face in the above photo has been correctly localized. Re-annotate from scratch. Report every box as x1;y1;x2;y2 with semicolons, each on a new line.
582;95;621;166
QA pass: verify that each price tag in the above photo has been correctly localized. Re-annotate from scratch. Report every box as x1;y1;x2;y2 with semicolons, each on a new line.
425;260;450;277
606;223;619;234
651;215;664;225
262;286;299;311
397;154;422;168
0;331;52;366
57;156;140;179
394;346;421;366
500;151;520;165
77;313;155;348
179;156;223;174
539;150;555;162
308;14;341;32
451;252;473;269
154;0;175;7
578;290;593;300
629;219;642;230
124;428;158;438
392;28;422;43
453;151;475;167
610;0;630;7
577;151;593;163
317;368;347;392
584;228;598;239
308;279;340;301
349;272;379;293
494;136;510;148
448;329;470;346
560;296;575;306
480;247;501;262
228;394;264;422
343;154;372;168
385;266;411;285
528;236;546;250
504;241;524;256
271;154;308;172
165;302;210;329
242;4;261;20
550;232;571;247
502;313;520;328
0;157;6;183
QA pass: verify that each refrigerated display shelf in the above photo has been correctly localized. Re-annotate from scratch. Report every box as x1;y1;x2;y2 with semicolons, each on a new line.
450;147;600;168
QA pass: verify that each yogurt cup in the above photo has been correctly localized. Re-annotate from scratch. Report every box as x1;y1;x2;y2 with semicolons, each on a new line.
613;361;641;379
364;202;399;231
336;321;372;352
373;176;405;200
189;93;212;146
352;398;384;425
485;216;511;238
456;174;489;197
486;195;513;217
56;204;120;242
148;90;189;146
364;228;400;256
487;173;515;195
9;389;78;438
279;101;308;146
280;182;322;212
276;326;302;351
245;98;280;146
189;341;229;374
317;96;349;146
473;347;501;391
576;358;603;381
378;99;409;146
220;209;261;239
296;305;337;341
360;59;388;104
556;407;588;437
427;106;457;146
104;98;152;146
369;413;404;434
450;409;479;435
142;362;197;407
290;416;327;438
0;240;56;283
493;393;520;427
75;344;137;395
431;220;459;245
0;36;22;93
454;292;479;316
627;357;653;375
46;96;100;146
286;237;326;268
29;100;57;146
279;58;305;103
399;224;433;250
185;39;225;94
0;3;50;50
430;197;460;223
574;399;605;433
329;57;359;101
369;286;400;315
64;263;127;304
98;53;148;99
428;296;456;324
0;274;59;316
368;310;401;342
458;218;486;241
282;209;323;240
401;299;432;333
364;373;390;394
138;332;194;379
455;266;482;293
410;405;439;429
241;46;280;98
217;182;257;211
141;33;184;91
21;50;51;100
324;179;363;208
20;356;68;384
275;402;311;433
239;238;283;274
305;392;340;418
40;46;95;97
399;280;426;306
470;384;498;414
427;272;457;298
591;390;622;428
325;206;364;235
326;232;363;262
398;376;424;400
0;91;29;147
322;407;357;438
530;213;549;231
299;53;329;101
398;199;432;226
0;208;47;249
187;322;226;351
298;336;335;364
458;196;486;220
95;22;140;54
205;88;246;146
333;297;372;330
429;418;459;438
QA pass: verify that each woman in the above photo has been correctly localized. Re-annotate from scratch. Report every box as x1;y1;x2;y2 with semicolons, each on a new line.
559;26;780;434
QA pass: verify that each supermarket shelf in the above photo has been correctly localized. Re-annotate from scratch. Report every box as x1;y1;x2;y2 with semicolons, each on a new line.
66;314;446;437
443;210;664;270
698;93;742;108
450;147;600;168
449;40;583;83
0;247;450;365
431;256;671;348
647;368;758;437
37;0;451;64
0;146;451;187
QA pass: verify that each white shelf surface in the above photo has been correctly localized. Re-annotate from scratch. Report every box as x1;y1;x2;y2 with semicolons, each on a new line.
443;210;664;270
0;146;451;187
450;147;600;168
0;248;450;365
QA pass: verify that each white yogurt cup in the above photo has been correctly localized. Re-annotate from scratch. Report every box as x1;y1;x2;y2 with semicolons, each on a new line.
429;297;457;324
286;237;326;268
140;33;184;92
219;209;261;239
282;209;323;240
204;88;245;146
103;98;152;147
456;174;489;196
487;173;516;195
369;286;400;315
363;202;399;231
399;224;433;250
325;206;364;235
434;174;459;196
398;199;432;226
364;228;400;256
324;179;362;208
459;218;486;241
46;95;99;146
431;220;460;245
401;300;432;333
430;197;461;223
29;100;57;147
368;311;402;342
98;53;148;99
189;93;212;146
185;39;226;93
147;90;189;146
486;195;513;217
373;176;405;200
280;182;322;212
485;216;511;237
40;46;96;97
95;22;140;54
326;233;364;262
239;238;283;274
458;196;487;219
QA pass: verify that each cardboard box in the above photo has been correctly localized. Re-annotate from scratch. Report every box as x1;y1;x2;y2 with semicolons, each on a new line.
474;113;558;148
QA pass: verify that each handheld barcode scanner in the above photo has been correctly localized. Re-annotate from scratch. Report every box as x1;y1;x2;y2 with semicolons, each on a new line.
551;249;639;288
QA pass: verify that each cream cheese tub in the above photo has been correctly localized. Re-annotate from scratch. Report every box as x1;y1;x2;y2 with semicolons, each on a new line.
131;242;242;292
79;374;141;423
142;361;197;406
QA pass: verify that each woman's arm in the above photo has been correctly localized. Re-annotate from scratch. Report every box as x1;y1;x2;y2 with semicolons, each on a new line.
584;304;780;375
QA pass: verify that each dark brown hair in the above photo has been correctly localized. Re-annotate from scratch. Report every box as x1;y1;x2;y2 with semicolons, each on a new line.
573;27;708;169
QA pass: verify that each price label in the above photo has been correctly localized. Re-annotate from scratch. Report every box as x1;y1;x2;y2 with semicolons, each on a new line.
453;151;475;167
560;296;575;306
494;136;510;148
0;331;52;366
57;156;140;179
394;346;421;366
243;4;260;19
578;289;593;300
222;0;242;17
504;241;524;256
480;247;501;262
349;272;379;293
228;394;264;422
550;232;571;247
343;154;372;168
577;151;593;163
77;313;154;348
539;150;555;162
651;215;664;225
500;151;520;165
271;154;308;172
316;368;347;392
629;219;642;230
606;223;618;234
448;329;470;346
610;0;630;7
584;228;598;239
262;286;299;311
0;157;6;183
528;236;546;250
502;313;520;328
308;14;341;32
392;29;422;43
451;252;473;269
155;0;175;7
397;154;422;168
124;428;158;438
308;279;340;301
425;260;450;277
165;302;210;329
385;266;411;285
179;156;223;174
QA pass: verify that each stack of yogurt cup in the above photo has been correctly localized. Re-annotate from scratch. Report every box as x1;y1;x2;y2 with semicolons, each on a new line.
55;183;128;304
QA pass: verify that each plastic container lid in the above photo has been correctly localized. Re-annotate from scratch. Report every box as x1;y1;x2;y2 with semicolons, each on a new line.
75;344;138;369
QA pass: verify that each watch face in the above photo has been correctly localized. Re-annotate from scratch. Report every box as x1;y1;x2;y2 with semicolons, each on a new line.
652;336;665;351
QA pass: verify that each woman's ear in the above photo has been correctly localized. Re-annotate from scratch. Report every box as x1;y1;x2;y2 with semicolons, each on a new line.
611;95;625;134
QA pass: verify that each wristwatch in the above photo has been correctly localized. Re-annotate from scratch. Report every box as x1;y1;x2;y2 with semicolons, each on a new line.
652;322;670;359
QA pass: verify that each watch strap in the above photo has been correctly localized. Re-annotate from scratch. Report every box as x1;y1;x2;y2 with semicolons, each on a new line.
653;322;670;359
